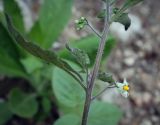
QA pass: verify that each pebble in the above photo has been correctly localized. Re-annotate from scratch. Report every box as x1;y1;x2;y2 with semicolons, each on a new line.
131;92;143;107
138;51;145;58
121;68;135;78
130;92;152;107
154;91;160;103
123;49;137;66
142;92;152;104
150;25;160;35
124;57;136;66
124;49;135;57
141;73;154;90
135;40;144;49
140;119;152;125
143;42;152;52
140;5;150;16
116;49;123;58
151;116;159;123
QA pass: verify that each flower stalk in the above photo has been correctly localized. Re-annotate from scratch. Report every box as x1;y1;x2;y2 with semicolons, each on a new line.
86;21;102;38
91;84;116;101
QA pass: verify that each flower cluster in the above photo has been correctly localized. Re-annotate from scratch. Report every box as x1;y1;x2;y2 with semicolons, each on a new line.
116;78;130;98
75;17;87;30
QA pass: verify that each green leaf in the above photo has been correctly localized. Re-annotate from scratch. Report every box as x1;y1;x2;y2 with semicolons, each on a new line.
54;114;80;125
0;49;26;77
0;23;19;59
0;101;12;125
8;88;38;118
28;22;45;47
88;101;122;125
3;0;24;32
59;35;116;66
0;22;27;78
52;65;85;108
98;72;115;84
0;12;6;25
111;0;143;30
21;56;43;74
41;97;51;113
54;101;122;125
120;0;143;12
5;14;83;83
66;44;90;70
113;13;131;30
39;0;73;48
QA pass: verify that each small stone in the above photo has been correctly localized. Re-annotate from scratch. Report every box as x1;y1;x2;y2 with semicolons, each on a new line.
143;42;152;52
151;116;159;123
135;40;144;49
140;73;153;90
142;92;152;104
154;91;160;103
150;25;160;34
131;92;143;107
121;68;135;78
157;35;160;42
124;49;134;57
140;119;152;125
140;6;150;16
138;51;145;58
124;57;136;66
116;49;123;58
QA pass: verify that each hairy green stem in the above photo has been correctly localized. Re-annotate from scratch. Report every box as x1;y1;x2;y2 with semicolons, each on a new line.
81;1;111;125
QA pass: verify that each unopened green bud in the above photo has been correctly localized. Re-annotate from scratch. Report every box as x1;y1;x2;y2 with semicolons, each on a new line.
75;17;87;30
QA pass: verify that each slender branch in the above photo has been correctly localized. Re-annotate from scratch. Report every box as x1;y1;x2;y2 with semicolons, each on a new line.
86;21;101;38
76;79;87;91
85;66;89;88
75;79;86;91
81;1;111;125
91;85;116;101
106;0;110;23
65;69;87;91
69;66;84;82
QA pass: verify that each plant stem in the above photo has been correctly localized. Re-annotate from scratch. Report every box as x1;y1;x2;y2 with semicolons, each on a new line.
81;88;92;125
81;1;111;125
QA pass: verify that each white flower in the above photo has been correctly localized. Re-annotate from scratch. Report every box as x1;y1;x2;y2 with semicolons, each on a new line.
116;78;129;98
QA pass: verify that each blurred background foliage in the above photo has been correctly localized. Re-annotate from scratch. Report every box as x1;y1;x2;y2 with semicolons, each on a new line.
0;0;121;125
